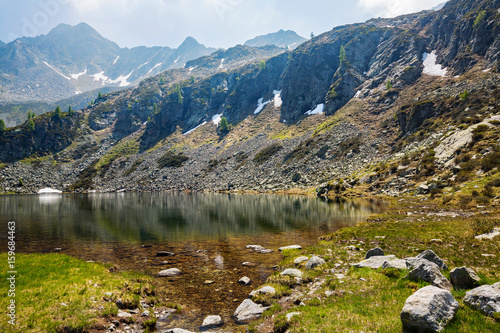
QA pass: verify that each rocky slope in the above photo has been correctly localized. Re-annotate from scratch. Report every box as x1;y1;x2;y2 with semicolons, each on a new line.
0;0;499;196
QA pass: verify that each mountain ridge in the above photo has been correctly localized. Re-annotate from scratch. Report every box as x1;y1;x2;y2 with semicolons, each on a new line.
0;0;499;198
244;29;307;49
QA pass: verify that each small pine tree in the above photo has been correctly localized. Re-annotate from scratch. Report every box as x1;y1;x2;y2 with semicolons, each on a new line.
175;84;183;104
0;119;5;133
386;79;393;90
159;77;165;85
53;105;62;121
190;75;195;84
97;91;103;100
27;110;34;121
219;117;229;133
310;32;315;39
153;102;158;114
27;119;35;131
339;45;346;65
18;178;24;187
259;60;266;71
67;105;74;116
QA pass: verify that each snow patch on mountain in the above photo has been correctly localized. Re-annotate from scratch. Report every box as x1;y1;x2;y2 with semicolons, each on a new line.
305;104;324;116
273;90;282;108
254;98;271;114
147;63;162;75
113;56;120;65
43;61;70;80
183;122;207;135
212;114;222;125
422;51;447;77
70;68;87;80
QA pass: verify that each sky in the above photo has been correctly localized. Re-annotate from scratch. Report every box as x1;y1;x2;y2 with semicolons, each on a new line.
0;0;447;49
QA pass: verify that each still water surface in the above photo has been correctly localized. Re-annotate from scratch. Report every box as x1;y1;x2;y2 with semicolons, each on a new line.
0;192;383;331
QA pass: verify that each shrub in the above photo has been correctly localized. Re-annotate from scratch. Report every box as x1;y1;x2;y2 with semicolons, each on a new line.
292;173;301;182
158;151;189;168
486;177;500;187
459;89;469;101
481;152;500;172
254;143;283;164
468;218;500;236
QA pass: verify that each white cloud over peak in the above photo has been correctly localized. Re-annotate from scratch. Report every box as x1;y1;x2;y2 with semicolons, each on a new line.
357;0;446;17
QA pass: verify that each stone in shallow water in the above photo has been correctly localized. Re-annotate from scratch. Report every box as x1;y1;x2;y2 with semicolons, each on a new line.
401;285;458;332
156;251;175;257
238;276;251;285
157;268;181;277
163;329;195;333
201;315;223;328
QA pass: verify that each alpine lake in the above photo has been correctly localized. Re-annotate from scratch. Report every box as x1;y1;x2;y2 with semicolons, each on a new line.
0;192;384;331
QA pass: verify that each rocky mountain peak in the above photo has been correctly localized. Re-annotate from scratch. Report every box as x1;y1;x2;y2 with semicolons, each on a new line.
244;29;307;49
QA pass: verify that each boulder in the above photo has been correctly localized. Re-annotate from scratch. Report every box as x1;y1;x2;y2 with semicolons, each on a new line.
408;262;452;291
157;268;182;277
354;255;407;270
416;250;448;271
232;299;269;324
463;283;500;316
450;267;480;289
281;268;303;278
305;256;326;269
279;245;302;251
163;329;195;333
249;286;276;297
401;285;459;332
294;256;309;264
238;276;251;285
200;315;223;329
365;247;384;259
117;310;132;318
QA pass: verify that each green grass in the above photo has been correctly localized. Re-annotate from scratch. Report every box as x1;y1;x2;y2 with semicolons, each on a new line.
0;253;154;333
253;197;500;332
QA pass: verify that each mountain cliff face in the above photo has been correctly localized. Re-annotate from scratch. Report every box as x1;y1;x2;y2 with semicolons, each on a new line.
0;0;499;195
0;23;216;102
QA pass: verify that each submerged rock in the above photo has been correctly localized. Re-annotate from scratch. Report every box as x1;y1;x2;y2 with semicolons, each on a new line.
238;276;251;285
157;268;182;277
156;251;176;257
200;315;223;329
401;285;459;332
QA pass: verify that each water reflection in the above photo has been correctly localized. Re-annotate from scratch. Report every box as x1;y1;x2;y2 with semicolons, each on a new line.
0;192;383;247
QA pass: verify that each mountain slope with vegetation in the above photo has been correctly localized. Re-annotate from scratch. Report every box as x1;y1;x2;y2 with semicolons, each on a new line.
0;0;498;201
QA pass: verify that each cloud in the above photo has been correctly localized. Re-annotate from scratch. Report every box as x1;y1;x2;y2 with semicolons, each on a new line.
357;0;446;17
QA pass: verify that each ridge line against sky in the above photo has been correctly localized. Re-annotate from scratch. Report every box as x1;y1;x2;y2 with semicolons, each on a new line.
0;0;447;49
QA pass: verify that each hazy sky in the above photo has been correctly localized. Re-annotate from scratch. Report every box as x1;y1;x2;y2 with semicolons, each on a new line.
0;0;446;49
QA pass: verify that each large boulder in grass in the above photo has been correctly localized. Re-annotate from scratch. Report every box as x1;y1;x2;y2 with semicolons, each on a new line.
401;286;459;332
354;255;407;270
365;247;384;259
232;299;269;324
416;250;448;271
450;267;481;289
408;262;453;291
463;283;500;316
